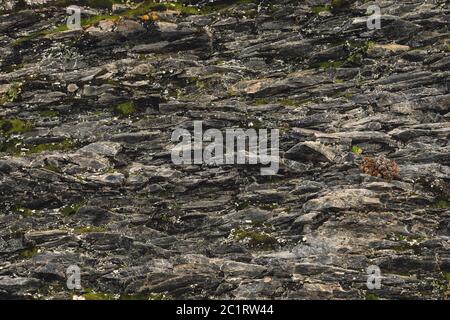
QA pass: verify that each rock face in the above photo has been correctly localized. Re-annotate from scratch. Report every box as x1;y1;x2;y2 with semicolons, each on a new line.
0;0;449;300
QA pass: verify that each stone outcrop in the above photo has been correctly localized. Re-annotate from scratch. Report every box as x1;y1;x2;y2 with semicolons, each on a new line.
0;0;449;300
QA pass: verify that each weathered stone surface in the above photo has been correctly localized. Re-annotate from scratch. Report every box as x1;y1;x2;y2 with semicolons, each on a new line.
286;141;336;163
0;0;448;301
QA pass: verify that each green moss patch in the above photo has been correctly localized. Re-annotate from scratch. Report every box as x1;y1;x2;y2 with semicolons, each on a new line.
229;228;278;249
20;247;39;259
0;138;23;156
81;291;115;300
0;118;32;135
312;60;344;69
27;139;74;154
76;290;165;300
12;25;69;45
312;5;331;14
435;199;448;209
114;101;135;116
119;293;166;300
74;226;106;234
81;14;119;27
39;110;59;118
365;293;379;300
60;203;83;216
120;0;200;17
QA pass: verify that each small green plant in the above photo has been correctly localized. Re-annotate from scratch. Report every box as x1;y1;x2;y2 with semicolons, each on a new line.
114;101;135;116
351;146;363;155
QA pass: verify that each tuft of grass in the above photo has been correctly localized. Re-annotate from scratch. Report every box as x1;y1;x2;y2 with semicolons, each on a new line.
114;101;135;116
